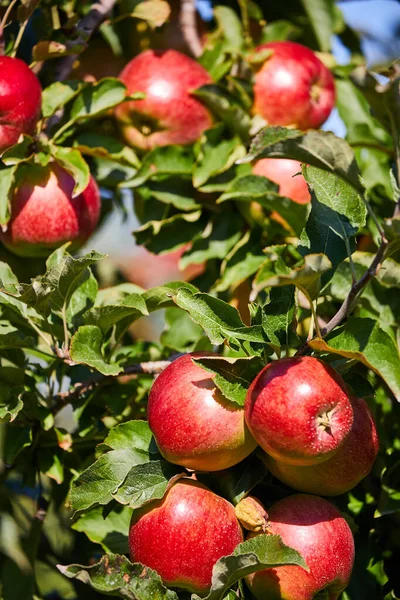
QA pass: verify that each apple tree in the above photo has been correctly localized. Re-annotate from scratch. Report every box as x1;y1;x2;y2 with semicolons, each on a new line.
0;0;399;599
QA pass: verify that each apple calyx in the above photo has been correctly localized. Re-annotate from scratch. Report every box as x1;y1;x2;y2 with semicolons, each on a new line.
316;409;336;435
235;496;269;533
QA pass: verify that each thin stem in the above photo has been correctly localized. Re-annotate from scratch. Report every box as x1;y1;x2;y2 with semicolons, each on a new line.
10;17;28;56
0;0;19;29
61;304;69;352
310;299;322;339
50;118;75;143
237;0;252;47
179;0;203;58
26;318;54;352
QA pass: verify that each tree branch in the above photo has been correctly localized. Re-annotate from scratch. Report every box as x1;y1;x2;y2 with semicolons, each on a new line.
179;0;203;58
319;237;388;337
53;0;117;82
53;359;175;411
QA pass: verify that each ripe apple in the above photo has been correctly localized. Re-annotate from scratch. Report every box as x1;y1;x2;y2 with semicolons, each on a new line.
252;159;311;205
262;396;379;496
245;356;354;466
246;494;355;600
252;41;335;130
148;352;257;471
129;479;243;595
115;49;213;151
0;163;101;257
0;56;42;153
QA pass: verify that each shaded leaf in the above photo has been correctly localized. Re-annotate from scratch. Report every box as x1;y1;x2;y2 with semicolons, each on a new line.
123;145;194;188
72;505;131;554
309;317;400;401
58;554;178;600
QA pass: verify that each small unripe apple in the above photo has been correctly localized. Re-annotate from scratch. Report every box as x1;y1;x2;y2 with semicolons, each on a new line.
129;479;243;595
0;163;101;257
246;494;355;600
262;396;379;496
0;56;42;153
245;356;354;466
115;49;213;151
252;159;311;205
148;353;257;471
252;41;335;130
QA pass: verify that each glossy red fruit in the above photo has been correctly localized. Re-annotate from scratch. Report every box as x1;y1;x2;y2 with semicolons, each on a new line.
0;57;42;153
247;494;355;600
148;353;257;471
129;479;243;595
245;356;353;466
262;397;379;496
115;49;213;151
0;163;101;257
252;41;335;130
252;159;311;205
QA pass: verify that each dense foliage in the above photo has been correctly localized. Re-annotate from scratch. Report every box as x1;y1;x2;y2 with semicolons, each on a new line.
0;0;399;599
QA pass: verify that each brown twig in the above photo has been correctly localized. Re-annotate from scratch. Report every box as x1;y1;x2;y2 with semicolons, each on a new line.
179;0;203;58
53;359;175;410
53;0;118;82
320;237;388;337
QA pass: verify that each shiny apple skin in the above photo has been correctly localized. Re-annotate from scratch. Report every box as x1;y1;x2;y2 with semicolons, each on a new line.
0;57;42;153
148;352;257;471
263;397;379;495
0;163;101;257
129;479;243;595
253;41;335;130
115;49;213;150
252;158;311;205
245;356;354;466
247;494;355;600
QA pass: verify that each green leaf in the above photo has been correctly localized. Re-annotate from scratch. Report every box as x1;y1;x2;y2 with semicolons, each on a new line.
143;281;199;313
4;426;32;464
198;453;268;506
129;0;171;28
215;228;267;292
217;174;309;236
75;132;141;168
135;177;200;211
69;325;122;376
15;251;104;318
259;20;302;43
180;213;243;269
58;554;179;600
253;253;332;302
134;211;204;254
242;127;363;194
300;0;336;51
0;322;34;349
213;6;244;52
123;145;194;188
72;505;131;554
161;307;205;352
102;420;157;454
84;293;148;333
193;85;251;143
113;460;184;508
193;125;246;188
193;355;264;406
42;81;82;118
303;165;366;232
70;78;129;121
174;288;268;350
262;286;296;348
1;135;35;166
309;317;400;401
0;165;16;226
51;146;90;196
335;79;392;147
193;535;307;600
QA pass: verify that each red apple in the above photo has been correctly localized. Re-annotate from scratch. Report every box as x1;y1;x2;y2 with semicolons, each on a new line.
148;352;257;471
252;41;335;130
262;397;379;496
0;56;42;153
246;494;355;600
0;163;101;257
129;479;243;594
115;49;213;151
245;356;353;466
252;159;311;205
